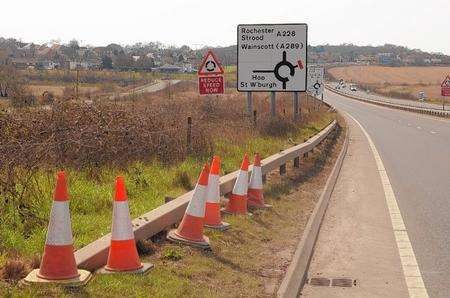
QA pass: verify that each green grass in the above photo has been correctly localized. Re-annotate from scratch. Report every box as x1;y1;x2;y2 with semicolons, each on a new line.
1;124;342;297
0;113;334;263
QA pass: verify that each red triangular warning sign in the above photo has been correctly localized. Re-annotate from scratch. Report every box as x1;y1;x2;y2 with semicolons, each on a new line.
198;50;224;75
441;75;450;87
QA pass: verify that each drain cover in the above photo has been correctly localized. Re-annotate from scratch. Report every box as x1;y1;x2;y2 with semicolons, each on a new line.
308;277;331;287
331;278;355;287
308;277;356;288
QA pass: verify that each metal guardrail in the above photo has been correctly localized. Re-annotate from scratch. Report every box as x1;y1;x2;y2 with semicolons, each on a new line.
75;120;338;271
326;85;450;118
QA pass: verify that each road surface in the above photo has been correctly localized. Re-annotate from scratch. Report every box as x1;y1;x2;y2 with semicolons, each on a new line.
303;89;449;297
332;83;448;111
110;80;181;100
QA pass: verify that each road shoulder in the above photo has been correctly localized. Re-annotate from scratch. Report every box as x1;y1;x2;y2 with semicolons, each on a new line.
301;114;409;297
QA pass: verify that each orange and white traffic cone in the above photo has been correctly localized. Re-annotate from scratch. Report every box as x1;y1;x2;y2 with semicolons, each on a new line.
248;153;272;209
24;171;91;286
168;164;211;248
99;176;153;274
223;154;250;215
204;156;230;230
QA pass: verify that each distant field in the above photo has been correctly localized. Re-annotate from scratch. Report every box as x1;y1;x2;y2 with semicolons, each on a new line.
328;66;450;101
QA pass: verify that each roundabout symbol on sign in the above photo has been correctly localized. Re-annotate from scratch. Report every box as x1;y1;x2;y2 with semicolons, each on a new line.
205;60;216;72
252;51;304;90
313;81;321;90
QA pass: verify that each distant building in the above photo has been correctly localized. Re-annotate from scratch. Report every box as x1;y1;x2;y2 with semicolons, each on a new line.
154;64;183;73
430;58;442;64
0;49;8;65
37;60;59;70
377;53;394;66
69;61;89;70
11;57;36;69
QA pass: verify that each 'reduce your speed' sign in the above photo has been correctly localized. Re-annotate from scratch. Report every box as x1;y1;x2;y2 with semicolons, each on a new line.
237;23;307;92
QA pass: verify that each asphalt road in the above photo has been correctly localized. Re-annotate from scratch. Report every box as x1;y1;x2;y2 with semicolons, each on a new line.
332;84;449;111
324;89;450;297
110;80;181;99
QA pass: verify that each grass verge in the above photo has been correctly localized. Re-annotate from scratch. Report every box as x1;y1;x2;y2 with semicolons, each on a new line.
0;106;335;271
2;118;344;297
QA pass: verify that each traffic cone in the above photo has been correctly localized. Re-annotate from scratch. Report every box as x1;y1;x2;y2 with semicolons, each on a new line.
223;154;250;215
168;164;211;248
248;153;272;209
24;171;91;286
99;176;153;274
204;156;230;230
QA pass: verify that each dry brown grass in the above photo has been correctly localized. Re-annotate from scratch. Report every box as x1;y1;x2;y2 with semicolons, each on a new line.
0;81;326;209
28;84;99;97
328;66;450;100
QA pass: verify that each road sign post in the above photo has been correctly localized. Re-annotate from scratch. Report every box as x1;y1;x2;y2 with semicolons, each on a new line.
441;75;450;110
237;24;307;92
307;65;324;98
270;91;276;117
237;23;307;118
198;76;224;95
293;92;300;121
246;92;253;115
198;50;225;95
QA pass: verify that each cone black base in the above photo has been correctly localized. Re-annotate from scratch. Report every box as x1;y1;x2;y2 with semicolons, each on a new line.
23;269;91;287
221;208;252;216
97;263;153;275
205;221;231;231
167;229;211;249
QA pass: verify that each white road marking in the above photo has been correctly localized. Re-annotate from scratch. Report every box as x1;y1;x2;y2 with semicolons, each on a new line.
417;126;422;130
346;112;429;298
430;131;437;134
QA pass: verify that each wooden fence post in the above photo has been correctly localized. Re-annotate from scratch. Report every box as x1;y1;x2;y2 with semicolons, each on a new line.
187;117;192;153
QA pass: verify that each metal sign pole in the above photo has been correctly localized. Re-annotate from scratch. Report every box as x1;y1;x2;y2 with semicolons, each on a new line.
270;91;276;117
305;92;309;113
293;92;300;121
247;91;253;115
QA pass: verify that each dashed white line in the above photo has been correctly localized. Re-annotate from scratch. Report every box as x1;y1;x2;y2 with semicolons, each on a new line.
417;126;422;130
346;112;429;298
430;131;437;134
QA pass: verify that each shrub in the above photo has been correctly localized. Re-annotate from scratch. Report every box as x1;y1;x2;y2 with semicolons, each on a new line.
0;258;28;282
258;117;298;137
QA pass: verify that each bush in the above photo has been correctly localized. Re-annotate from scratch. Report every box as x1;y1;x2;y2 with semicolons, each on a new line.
258;117;298;137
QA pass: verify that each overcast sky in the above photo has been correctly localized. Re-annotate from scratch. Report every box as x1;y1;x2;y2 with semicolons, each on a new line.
1;0;449;54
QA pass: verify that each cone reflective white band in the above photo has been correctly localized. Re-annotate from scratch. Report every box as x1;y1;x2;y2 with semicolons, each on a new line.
249;166;263;189
111;201;134;241
205;174;220;203
45;201;73;245
232;170;248;196
185;184;207;218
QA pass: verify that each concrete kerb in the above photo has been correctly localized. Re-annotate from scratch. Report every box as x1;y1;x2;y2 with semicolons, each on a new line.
74;121;338;272
276;117;349;298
